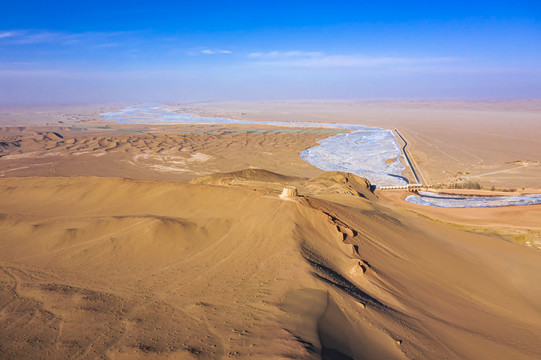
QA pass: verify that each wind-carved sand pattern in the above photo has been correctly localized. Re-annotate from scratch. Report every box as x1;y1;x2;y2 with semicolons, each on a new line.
130;151;212;173
406;191;541;208
102;105;408;186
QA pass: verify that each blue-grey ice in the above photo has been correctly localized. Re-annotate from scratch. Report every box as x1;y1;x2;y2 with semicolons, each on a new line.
102;105;407;186
101;104;246;125
299;130;407;186
406;191;541;208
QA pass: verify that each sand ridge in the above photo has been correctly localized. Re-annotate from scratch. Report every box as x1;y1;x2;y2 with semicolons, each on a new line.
1;174;541;359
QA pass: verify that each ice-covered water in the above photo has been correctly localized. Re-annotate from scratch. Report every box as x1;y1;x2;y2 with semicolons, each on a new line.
101;104;246;125
406;191;541;208
102;105;407;186
299;130;407;186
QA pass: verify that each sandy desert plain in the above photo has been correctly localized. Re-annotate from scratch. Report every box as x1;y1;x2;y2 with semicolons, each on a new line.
1;99;541;359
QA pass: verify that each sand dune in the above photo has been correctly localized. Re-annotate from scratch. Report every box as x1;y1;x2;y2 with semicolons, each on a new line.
0;125;334;181
190;168;300;186
190;169;375;200
1;175;541;359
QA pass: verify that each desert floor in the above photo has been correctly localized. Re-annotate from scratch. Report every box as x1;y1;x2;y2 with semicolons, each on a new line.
1;100;541;359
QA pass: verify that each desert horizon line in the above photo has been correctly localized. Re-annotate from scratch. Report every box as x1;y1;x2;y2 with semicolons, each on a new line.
2;97;541;107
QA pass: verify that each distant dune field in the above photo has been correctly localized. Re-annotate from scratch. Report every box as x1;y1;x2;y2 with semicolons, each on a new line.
0;124;336;181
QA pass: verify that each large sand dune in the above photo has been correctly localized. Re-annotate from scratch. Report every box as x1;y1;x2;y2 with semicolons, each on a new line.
1;174;541;359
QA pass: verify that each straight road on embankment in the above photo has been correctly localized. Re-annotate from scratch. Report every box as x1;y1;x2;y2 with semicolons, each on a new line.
394;129;424;185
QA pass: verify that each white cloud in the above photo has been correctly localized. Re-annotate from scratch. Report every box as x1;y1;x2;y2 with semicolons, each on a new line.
0;31;16;39
0;30;134;46
248;51;459;68
4;31;77;44
248;50;323;58
200;49;232;55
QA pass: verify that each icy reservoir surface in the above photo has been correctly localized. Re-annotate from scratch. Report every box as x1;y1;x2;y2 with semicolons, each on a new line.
298;130;408;186
102;105;407;186
406;191;541;208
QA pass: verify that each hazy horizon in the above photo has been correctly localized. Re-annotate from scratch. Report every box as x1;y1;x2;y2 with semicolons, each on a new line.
1;1;540;105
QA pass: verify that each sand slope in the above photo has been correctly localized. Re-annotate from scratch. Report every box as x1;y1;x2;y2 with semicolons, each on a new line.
1;174;540;359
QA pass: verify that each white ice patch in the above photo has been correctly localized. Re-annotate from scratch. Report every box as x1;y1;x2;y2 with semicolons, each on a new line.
299;129;407;186
406;191;541;208
101;104;246;125
188;153;212;162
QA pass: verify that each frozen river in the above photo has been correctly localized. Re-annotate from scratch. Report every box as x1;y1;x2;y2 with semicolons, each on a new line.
102;105;408;186
406;191;541;208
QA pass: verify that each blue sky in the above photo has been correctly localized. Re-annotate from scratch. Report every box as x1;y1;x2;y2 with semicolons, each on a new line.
1;1;540;104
